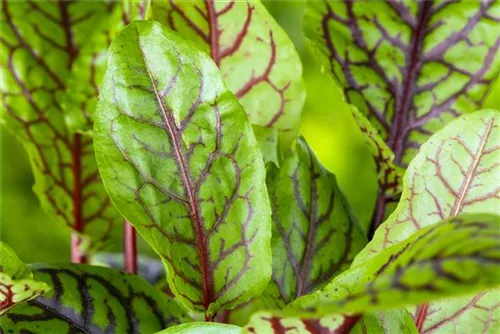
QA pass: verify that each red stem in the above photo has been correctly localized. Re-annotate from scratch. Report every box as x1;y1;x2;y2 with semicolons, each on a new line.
71;133;87;264
124;220;137;274
415;303;429;333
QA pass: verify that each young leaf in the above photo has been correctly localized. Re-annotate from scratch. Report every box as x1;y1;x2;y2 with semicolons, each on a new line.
94;21;272;316
156;322;241;334
290;213;500;316
305;0;500;166
0;243;50;315
353;109;500;333
263;137;366;308
0;264;190;333
152;0;306;138
0;1;122;254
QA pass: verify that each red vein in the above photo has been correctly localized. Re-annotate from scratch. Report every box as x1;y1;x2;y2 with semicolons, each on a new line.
71;133;86;264
136;34;213;313
415;303;429;333
389;1;433;164
450;118;494;215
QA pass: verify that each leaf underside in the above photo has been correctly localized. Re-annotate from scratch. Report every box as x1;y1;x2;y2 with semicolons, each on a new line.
306;0;500;166
94;21;272;315
263;137;366;308
153;0;306;138
0;264;189;333
0;0;122;252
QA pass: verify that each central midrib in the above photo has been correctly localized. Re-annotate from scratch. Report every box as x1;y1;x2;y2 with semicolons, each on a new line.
137;41;213;310
297;160;318;297
450;118;494;216
390;1;433;165
205;0;221;65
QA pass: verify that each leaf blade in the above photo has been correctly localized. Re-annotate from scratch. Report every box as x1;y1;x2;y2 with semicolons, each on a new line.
153;0;306;138
0;0;122;253
305;0;500;165
263;137;366;308
0;264;189;333
94;21;272;315
0;243;50;315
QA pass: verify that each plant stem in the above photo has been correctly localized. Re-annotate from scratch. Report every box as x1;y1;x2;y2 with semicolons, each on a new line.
71;233;88;264
71;133;87;264
124;220;137;274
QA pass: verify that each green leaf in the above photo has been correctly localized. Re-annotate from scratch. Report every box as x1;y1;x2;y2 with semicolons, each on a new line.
156;322;241;334
290;214;500;316
0;243;50;315
353;109;500;333
0;264;190;333
351;310;418;334
63;1;151;134
355;110;500;263
252;125;280;167
244;213;500;333
305;0;500;166
0;0;122;253
152;0;306;139
350;104;405;225
94;21;272;316
263;137;366;308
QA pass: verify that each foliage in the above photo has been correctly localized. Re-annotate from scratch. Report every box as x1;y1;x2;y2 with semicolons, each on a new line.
1;1;499;333
0;263;189;333
0;243;50;315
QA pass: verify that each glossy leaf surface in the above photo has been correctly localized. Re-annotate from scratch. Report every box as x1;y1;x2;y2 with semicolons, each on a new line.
94;21;272;315
0;243;50;315
0;0;122;251
263;137;366;308
153;0;305;138
354;109;500;333
0;264;189;333
290;214;500;315
157;322;241;334
305;0;500;166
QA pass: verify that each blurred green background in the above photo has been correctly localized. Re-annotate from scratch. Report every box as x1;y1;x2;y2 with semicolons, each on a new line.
1;2;498;263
